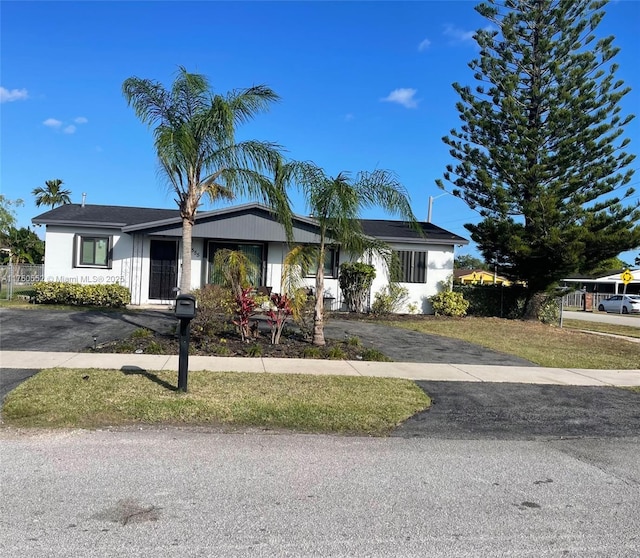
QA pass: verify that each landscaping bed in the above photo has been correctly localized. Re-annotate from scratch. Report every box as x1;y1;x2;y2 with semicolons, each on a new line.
92;313;391;361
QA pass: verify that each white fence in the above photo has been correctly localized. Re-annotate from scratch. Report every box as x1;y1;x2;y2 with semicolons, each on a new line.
0;264;45;300
562;291;611;310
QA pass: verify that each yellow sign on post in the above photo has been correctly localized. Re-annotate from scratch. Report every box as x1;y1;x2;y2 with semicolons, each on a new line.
620;269;633;285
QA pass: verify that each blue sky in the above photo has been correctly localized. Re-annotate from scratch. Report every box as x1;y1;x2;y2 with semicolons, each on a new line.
2;0;639;264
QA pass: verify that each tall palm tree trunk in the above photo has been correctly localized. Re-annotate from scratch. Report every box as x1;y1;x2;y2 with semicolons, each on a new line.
180;218;193;293
312;242;326;346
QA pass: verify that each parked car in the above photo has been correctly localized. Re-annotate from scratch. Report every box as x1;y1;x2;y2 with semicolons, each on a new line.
597;294;640;314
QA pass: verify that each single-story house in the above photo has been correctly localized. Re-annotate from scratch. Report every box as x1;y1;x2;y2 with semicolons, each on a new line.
561;269;640;295
453;268;512;286
32;202;468;313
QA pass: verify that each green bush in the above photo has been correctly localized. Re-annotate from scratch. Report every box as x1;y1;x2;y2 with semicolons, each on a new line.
302;347;321;359
453;284;528;318
246;343;263;357
371;283;409;315
191;284;234;339
32;282;131;308
452;284;559;321
429;290;469;317
338;262;376;313
360;348;391;362
538;296;560;325
326;346;346;360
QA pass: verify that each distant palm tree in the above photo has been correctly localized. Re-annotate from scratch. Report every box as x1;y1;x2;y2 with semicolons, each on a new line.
32;179;72;209
122;66;291;293
279;163;418;346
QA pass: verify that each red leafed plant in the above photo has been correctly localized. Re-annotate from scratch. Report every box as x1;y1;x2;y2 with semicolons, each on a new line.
233;287;257;342
266;293;293;345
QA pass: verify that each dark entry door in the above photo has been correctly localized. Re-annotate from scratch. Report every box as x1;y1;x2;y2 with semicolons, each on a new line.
149;240;178;299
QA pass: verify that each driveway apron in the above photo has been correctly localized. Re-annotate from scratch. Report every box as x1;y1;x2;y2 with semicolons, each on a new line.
325;318;535;366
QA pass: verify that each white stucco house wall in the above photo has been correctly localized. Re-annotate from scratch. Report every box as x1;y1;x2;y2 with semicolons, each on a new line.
32;202;468;313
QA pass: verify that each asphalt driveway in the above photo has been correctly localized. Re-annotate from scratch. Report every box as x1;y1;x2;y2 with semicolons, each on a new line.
395;381;640;440
0;308;177;353
0;307;534;365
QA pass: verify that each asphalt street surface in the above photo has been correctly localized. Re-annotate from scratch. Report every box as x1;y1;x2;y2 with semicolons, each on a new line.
1;429;638;557
396;381;640;439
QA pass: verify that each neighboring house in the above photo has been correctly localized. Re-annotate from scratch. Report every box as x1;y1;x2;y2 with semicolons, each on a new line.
561;269;640;295
453;268;512;286
32;202;468;313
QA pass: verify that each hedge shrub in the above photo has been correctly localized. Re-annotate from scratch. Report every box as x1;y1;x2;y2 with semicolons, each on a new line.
338;262;376;313
32;282;131;308
429;290;470;317
452;284;560;323
453;284;527;318
371;284;410;315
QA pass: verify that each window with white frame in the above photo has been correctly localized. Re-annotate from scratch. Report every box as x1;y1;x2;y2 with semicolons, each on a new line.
394;250;426;283
74;235;112;268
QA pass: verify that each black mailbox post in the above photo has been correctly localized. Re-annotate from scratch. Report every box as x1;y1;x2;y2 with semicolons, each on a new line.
175;294;197;392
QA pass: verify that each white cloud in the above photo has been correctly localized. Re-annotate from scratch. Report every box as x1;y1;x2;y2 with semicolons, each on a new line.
443;24;476;44
381;88;419;109
0;87;29;103
43;117;87;134
418;38;431;51
43;118;62;128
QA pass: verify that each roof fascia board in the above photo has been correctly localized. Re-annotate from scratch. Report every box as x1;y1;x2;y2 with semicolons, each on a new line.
32;218;126;229
378;236;469;246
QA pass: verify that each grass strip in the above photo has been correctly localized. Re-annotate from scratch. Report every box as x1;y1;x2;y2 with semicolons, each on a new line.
384;317;640;369
2;368;430;435
563;319;640;339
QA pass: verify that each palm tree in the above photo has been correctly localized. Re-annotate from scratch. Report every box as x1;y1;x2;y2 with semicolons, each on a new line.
122;67;292;293
280;163;418;345
32;179;72;209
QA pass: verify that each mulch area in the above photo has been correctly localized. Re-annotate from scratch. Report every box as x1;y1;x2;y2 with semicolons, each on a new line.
92;312;388;360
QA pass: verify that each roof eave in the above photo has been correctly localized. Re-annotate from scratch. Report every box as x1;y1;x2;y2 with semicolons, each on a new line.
376;236;469;246
32;218;126;229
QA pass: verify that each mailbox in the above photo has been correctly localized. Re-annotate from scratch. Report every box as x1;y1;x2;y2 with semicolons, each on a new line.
175;294;197;320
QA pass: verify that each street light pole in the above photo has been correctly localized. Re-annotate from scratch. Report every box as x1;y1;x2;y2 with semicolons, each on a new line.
427;193;449;223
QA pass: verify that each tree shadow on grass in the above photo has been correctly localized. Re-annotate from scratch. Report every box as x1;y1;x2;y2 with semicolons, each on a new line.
120;366;177;392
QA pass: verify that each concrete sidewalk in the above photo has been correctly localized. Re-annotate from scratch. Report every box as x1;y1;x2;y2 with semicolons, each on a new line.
1;350;638;387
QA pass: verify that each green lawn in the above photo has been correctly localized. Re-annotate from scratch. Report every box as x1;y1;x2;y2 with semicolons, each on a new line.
384;316;639;369
2;368;431;435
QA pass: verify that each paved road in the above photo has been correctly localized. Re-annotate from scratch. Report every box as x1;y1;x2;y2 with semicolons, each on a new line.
563;310;640;327
1;429;638;557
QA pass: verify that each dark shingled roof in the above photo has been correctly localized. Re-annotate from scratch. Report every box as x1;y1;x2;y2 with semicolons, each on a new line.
33;203;468;245
359;220;468;245
32;204;180;228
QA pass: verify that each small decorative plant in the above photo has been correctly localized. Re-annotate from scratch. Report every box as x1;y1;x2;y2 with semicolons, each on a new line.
232;287;257;342
266;293;293;345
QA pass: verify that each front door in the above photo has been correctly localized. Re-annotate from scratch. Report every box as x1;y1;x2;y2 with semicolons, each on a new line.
149;240;178;299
